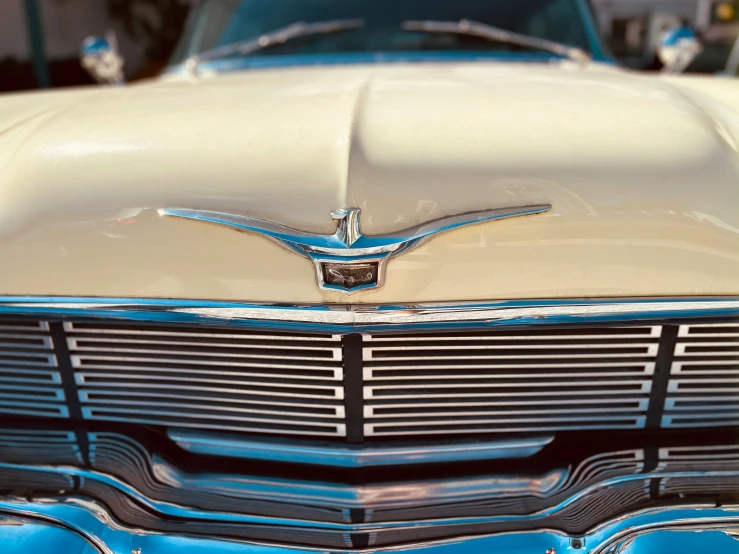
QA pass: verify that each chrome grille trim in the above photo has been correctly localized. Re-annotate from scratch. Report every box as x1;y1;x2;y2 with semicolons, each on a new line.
0;429;82;464
363;344;660;360
0;299;736;438
362;399;650;418
66;322;346;437
363;326;659;437
0;319;66;418
64;321;341;341
2;435;738;546
167;430;554;467
2;297;738;330
363;362;656;381
663;323;739;428
677;323;739;338
0;320;50;331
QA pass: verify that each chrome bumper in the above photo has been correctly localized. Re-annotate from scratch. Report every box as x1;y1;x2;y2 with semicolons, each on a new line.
1;498;737;554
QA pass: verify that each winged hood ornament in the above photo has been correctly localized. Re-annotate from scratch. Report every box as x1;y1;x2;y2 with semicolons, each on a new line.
158;205;551;293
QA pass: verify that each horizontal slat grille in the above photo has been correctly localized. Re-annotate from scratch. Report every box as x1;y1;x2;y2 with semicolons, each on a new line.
65;322;346;437
362;326;660;436
0;428;82;464
0;316;735;440
663;323;739;428
0;319;66;418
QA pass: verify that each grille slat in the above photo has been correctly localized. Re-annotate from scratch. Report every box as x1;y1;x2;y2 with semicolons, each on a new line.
663;324;739;429
0;319;66;418
363;326;660;437
66;322;346;437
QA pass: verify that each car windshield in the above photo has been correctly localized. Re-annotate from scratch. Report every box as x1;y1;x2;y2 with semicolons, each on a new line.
170;0;595;66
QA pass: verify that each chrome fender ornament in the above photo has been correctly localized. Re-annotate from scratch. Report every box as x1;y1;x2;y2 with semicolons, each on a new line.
157;205;551;293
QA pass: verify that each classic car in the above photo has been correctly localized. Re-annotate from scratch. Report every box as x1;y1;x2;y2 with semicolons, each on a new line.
0;0;738;552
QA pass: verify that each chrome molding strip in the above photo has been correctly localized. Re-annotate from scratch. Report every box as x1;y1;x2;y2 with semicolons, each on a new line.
0;497;736;554
1;459;736;530
167;430;554;467
0;297;737;332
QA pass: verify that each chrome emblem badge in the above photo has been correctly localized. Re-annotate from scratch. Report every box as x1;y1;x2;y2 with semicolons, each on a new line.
158;204;551;294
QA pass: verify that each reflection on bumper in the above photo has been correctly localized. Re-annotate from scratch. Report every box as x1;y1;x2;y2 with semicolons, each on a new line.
0;498;737;554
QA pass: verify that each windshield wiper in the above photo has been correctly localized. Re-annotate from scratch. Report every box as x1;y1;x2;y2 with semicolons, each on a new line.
185;19;365;75
402;19;590;65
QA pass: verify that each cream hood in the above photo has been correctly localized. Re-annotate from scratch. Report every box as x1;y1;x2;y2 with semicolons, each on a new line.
0;62;738;303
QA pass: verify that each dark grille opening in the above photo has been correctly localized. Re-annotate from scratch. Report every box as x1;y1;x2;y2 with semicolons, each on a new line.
0;352;56;364
367;419;644;434
367;383;649;397
370;364;654;378
72;356;341;373
67;321;335;340
367;346;657;358
83;391;341;415
82;409;342;434
370;400;645;416
77;375;341;397
70;339;339;359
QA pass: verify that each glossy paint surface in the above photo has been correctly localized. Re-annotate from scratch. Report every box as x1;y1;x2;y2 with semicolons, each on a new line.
0;63;738;302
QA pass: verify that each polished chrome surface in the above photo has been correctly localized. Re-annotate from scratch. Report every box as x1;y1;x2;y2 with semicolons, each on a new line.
0;429;82;465
663;322;739;429
65;321;346;437
185;19;366;76
1;297;737;331
658;25;703;74
0;513;99;554
80;31;124;85
600;527;739;554
0;427;737;547
402;19;590;64
0;497;737;554
2;432;737;536
84;432;569;518
0;319;66;419
362;326;660;436
157;205;551;293
167;430;554;467
0;298;737;440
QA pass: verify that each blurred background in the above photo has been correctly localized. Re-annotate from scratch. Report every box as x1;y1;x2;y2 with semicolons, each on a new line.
0;0;737;92
0;0;189;91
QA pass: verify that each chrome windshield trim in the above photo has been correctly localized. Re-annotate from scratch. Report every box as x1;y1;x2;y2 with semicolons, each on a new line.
0;498;736;554
401;19;590;65
167;430;553;467
0;297;737;333
185;19;366;76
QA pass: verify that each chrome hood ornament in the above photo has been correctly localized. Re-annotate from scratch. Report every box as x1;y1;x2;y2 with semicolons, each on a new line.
158;205;551;293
